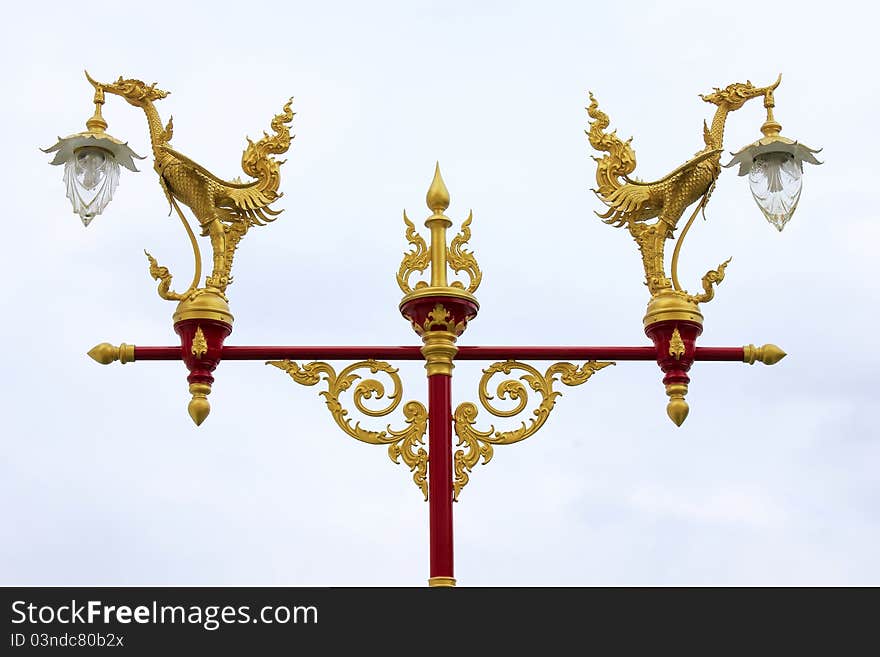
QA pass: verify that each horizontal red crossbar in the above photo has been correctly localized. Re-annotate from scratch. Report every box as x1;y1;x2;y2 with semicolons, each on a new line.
133;345;745;362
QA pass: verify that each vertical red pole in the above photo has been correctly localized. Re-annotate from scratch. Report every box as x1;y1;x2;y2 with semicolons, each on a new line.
427;372;455;587
398;165;477;586
401;295;476;586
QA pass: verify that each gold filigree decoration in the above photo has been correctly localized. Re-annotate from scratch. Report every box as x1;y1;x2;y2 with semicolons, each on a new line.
144;249;192;301
397;211;430;295
410;303;466;337
669;328;685;360
452;360;614;499
587;77;781;304
191;326;208;358
145;250;184;301
268;359;429;499
447;212;481;293
688;257;731;304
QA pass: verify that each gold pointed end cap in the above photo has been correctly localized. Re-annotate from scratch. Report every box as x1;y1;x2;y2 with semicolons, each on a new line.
744;343;787;365
188;397;211;426
188;382;212;426
88;343;118;365
760;344;787;365
426;162;450;214
667;399;689;426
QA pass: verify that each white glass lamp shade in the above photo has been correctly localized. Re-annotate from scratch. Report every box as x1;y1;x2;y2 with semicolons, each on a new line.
43;131;144;226
725;135;821;232
64;147;118;225
748;152;802;231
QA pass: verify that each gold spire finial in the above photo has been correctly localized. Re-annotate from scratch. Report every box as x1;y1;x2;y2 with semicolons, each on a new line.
426;162;450;214
398;164;481;300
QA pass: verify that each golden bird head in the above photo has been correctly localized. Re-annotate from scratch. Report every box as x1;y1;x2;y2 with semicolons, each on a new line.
700;75;781;111
85;71;170;107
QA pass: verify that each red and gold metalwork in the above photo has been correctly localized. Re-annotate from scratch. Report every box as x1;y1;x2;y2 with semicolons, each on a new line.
62;72;294;425
586;76;806;423
452;360;613;498
53;74;811;587
268;359;429;498
397;165;480;587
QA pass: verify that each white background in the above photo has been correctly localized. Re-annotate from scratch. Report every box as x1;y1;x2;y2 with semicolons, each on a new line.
2;0;877;585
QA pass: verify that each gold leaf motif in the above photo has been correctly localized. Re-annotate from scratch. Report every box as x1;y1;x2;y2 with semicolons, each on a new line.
268;359;429;500
669;328;685;360
447;212;482;293
452;360;614;500
687;257;732;304
421;303;465;336
191;326;208;358
397;211;430;295
145;250;184;301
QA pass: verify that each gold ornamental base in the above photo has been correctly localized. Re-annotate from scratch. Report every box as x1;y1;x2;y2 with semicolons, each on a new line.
399;285;479;309
428;576;457;587
642;290;703;328
172;288;234;325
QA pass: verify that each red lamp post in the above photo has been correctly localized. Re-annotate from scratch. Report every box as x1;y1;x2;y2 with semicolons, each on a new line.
52;73;812;586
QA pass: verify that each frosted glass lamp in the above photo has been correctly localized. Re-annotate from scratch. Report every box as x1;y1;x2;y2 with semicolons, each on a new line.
725;96;821;231
43;89;143;225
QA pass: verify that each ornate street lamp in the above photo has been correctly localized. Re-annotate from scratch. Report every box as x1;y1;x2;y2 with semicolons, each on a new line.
42;76;144;225
45;72;818;586
724;75;822;230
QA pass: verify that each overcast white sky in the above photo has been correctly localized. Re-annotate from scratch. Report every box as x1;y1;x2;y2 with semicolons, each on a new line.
2;0;878;585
